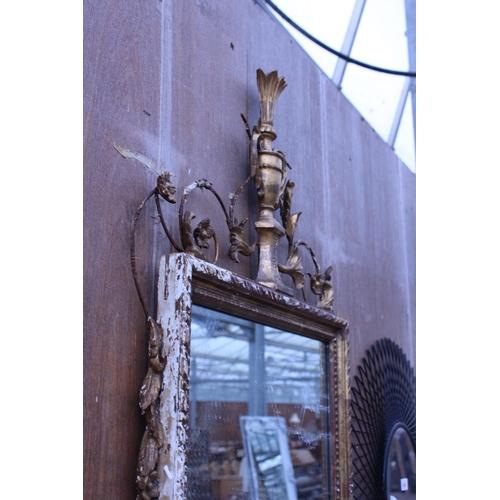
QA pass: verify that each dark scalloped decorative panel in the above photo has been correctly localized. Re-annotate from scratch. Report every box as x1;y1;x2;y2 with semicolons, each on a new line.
350;338;416;500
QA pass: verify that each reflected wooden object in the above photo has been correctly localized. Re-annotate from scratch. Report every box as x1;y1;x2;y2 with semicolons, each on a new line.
240;416;297;500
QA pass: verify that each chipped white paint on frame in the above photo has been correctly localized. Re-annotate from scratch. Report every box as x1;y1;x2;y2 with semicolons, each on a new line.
156;253;192;500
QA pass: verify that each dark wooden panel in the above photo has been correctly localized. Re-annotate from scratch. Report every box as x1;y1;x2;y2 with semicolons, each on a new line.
84;0;163;498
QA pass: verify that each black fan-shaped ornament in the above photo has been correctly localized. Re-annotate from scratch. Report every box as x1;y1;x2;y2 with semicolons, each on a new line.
350;338;416;499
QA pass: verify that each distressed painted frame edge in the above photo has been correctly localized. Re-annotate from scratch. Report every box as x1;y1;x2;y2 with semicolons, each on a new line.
155;252;352;500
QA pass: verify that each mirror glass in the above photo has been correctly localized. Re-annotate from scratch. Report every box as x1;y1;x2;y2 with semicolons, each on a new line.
186;305;329;500
385;426;416;500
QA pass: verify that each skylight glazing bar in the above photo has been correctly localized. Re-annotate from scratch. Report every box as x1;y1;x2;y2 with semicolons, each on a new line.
388;77;411;147
331;0;367;88
404;0;416;146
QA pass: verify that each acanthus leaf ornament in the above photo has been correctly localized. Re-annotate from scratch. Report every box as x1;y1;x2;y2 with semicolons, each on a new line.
278;244;305;291
280;179;302;251
157;172;176;204
181;211;209;261
193;219;215;249
309;265;335;311
256;68;287;129
136;318;166;500
228;218;257;263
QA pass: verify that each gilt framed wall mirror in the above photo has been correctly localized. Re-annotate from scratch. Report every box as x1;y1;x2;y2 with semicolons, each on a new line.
133;69;352;500
137;253;351;500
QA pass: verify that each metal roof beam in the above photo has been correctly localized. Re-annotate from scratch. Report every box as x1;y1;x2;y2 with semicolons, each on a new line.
332;0;367;88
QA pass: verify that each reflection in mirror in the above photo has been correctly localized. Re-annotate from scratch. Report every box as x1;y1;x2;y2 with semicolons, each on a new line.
186;305;328;500
384;426;416;500
240;416;296;500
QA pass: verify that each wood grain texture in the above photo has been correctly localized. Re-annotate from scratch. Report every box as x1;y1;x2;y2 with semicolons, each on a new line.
84;0;163;498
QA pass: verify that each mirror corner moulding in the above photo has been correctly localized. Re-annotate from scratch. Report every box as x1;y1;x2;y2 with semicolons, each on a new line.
135;252;352;500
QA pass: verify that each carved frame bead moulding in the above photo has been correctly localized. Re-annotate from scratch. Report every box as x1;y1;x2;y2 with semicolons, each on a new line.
130;70;352;500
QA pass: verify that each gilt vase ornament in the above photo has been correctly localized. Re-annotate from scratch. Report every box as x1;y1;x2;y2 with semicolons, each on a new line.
250;69;292;295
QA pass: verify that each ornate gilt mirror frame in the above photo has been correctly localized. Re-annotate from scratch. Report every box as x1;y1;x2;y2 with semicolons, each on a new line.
131;69;352;499
138;252;351;500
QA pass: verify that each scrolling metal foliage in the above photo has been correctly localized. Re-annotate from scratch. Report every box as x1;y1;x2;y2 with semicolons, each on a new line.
130;152;333;313
350;339;416;500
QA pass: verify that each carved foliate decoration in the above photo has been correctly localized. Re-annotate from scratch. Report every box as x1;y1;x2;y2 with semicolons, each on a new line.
136;317;166;500
130;69;335;313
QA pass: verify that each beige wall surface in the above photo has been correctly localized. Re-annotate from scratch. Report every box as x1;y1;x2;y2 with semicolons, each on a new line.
84;0;415;497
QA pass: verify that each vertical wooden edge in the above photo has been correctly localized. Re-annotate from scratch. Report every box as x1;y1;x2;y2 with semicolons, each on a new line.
338;329;352;500
329;329;352;500
328;337;337;499
156;254;193;500
320;344;329;497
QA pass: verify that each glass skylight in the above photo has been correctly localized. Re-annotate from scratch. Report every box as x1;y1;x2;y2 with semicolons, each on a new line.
266;0;416;172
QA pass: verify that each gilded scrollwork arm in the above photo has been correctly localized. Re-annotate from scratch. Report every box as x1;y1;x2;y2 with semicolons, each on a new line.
131;189;157;318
